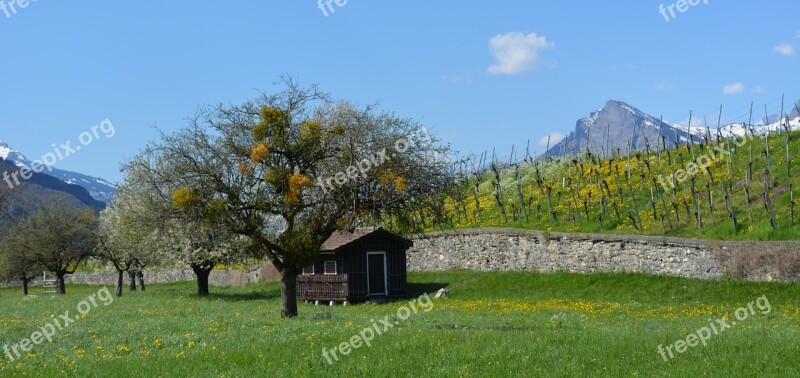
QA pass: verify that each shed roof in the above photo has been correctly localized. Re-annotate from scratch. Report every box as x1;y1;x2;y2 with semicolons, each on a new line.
321;227;410;252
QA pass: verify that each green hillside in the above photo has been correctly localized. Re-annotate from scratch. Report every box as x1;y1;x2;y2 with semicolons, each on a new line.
440;128;800;241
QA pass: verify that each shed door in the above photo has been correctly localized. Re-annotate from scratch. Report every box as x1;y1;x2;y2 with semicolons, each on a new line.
367;252;387;295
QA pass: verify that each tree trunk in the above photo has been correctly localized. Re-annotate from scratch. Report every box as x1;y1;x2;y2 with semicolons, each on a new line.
128;271;137;292
280;268;299;318
115;269;124;297
56;272;66;295
191;265;212;297
137;271;145;292
22;277;29;296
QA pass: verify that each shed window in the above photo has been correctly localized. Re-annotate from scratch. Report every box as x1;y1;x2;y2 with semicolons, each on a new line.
302;264;315;276
324;261;337;275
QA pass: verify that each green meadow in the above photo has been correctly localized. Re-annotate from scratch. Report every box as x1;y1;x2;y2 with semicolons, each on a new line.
1;271;799;377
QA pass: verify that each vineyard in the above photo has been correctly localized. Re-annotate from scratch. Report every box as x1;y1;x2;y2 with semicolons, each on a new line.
435;111;800;241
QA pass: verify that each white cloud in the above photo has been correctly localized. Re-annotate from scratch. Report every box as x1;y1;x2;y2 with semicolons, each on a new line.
753;85;766;94
723;82;745;95
653;81;675;91
537;132;564;147
774;43;795;56
487;32;554;75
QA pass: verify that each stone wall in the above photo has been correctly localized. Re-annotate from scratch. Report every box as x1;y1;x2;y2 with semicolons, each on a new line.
2;264;281;290
6;229;800;290
407;228;800;282
65;264;282;287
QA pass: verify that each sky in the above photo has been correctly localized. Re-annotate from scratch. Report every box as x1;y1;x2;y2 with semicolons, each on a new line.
1;0;799;183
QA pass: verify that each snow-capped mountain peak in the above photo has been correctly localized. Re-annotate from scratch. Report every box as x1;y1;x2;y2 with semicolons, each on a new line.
545;98;800;158
547;100;691;156
0;139;115;202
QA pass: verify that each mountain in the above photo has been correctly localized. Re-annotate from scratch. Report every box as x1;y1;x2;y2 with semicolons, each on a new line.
0;140;115;202
545;100;693;157
0;159;105;214
715;99;800;138
546;99;800;158
787;99;800;120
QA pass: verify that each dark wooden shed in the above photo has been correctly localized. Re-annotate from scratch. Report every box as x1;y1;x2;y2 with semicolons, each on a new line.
297;227;412;303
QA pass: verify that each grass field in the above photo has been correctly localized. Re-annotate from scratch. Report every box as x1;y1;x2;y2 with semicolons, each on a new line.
1;271;799;377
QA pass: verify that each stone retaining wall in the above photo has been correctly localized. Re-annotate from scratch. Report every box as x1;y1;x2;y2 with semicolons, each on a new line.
407;228;800;282
1;264;282;290
5;229;800;290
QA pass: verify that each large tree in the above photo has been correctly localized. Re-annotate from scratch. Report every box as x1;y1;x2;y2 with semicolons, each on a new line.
127;78;453;317
23;205;98;294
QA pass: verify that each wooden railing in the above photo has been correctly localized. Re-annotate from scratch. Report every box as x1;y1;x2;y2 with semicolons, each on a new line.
297;274;349;302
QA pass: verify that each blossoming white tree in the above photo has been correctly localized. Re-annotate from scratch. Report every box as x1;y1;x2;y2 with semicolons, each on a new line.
97;184;161;297
113;156;255;297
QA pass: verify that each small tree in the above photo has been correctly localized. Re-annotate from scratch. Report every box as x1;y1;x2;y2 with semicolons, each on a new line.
97;185;158;297
0;181;38;295
116;158;254;297
151;219;251;297
24;204;98;294
0;232;41;295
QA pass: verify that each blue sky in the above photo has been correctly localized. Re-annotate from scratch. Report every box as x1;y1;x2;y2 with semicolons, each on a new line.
1;1;798;183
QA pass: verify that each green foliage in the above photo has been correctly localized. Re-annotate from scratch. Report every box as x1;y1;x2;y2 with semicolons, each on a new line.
0;232;40;284
0;204;100;294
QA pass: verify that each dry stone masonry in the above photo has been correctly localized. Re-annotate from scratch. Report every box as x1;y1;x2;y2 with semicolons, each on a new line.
407;228;800;282
6;229;799;289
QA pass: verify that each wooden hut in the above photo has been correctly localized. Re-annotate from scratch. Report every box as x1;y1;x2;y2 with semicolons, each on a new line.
297;228;412;303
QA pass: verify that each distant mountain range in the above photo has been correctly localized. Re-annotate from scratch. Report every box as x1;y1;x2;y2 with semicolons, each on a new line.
0;139;115;210
546;99;800;157
0;159;105;212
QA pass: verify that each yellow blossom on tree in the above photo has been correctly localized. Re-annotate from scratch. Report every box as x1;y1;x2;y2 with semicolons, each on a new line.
379;171;406;192
378;171;398;186
286;172;311;204
394;176;406;192
172;187;199;209
250;142;270;164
